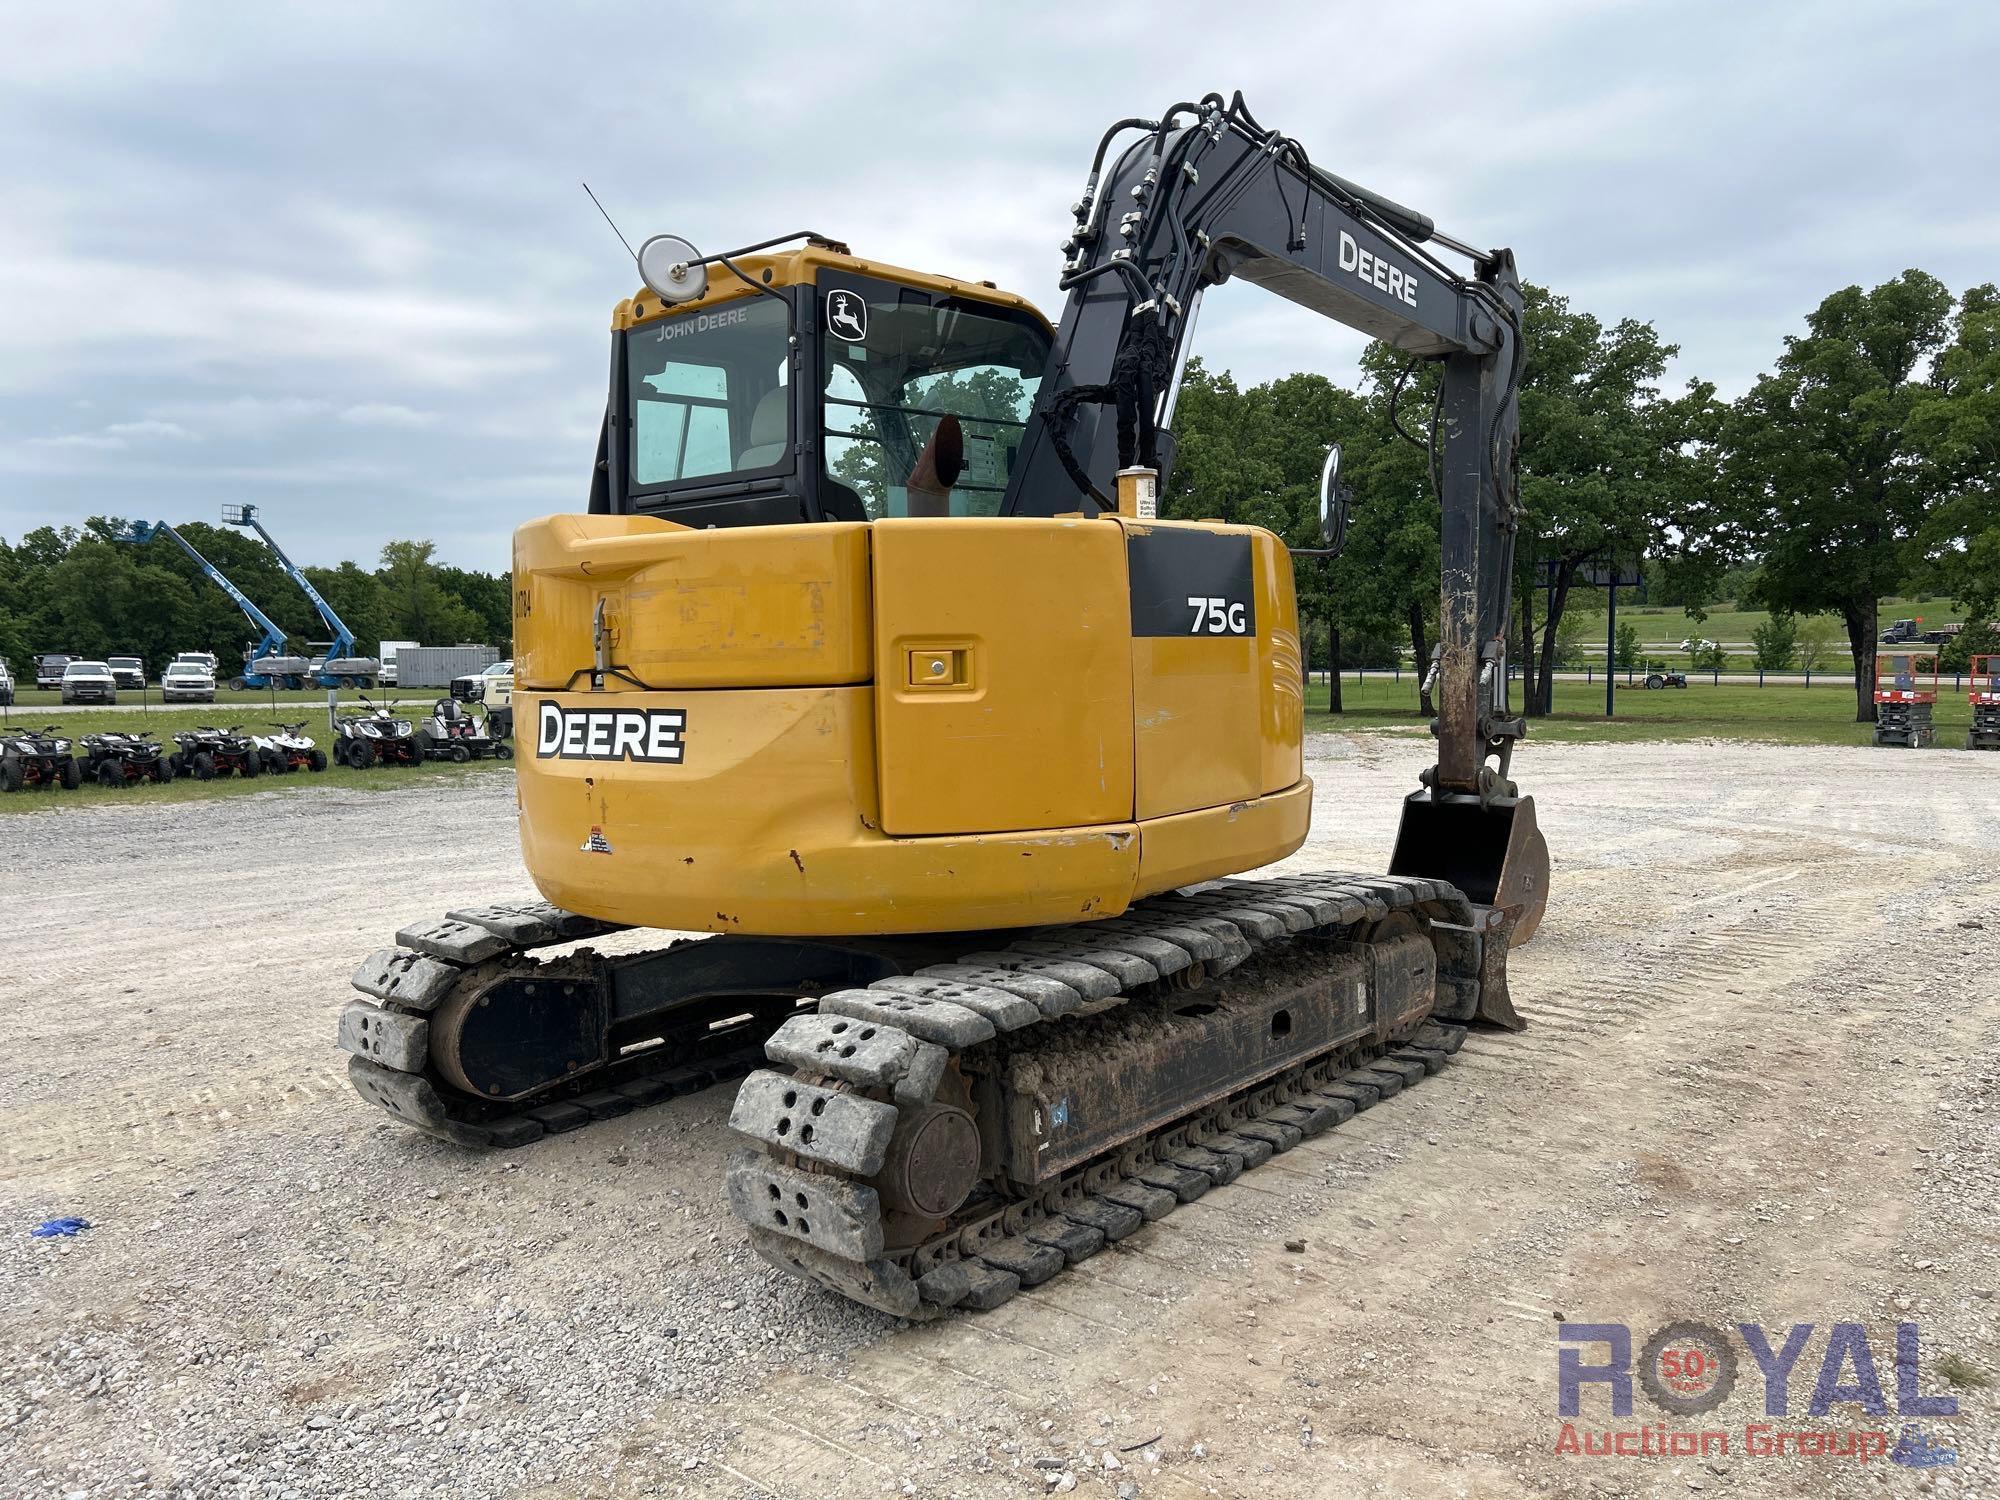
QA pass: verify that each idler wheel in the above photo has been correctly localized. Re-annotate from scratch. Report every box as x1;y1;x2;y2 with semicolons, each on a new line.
873;1102;980;1220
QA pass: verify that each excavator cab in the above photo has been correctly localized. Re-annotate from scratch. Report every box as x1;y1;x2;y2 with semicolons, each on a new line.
592;241;1058;531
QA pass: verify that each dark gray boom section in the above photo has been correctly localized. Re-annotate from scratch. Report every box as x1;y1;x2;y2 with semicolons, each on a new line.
1002;90;1545;951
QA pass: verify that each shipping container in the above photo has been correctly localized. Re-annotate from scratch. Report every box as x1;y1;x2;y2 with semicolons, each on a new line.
395;644;500;689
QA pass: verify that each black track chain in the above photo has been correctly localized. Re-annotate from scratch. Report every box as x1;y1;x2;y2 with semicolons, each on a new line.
339;902;774;1148
728;870;1489;1319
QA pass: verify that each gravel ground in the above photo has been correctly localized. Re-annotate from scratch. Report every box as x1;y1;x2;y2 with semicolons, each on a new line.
0;737;1993;1500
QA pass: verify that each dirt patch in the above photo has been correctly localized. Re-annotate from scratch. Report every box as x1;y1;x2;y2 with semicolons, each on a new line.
1;740;1994;1498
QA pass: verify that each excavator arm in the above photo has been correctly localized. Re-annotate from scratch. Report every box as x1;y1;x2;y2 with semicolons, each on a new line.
1005;91;1545;960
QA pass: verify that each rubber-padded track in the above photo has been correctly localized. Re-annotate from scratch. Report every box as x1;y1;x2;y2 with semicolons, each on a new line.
729;871;1490;1319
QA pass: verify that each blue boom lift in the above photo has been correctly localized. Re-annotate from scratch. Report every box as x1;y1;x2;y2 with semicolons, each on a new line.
118;521;312;690
222;504;379;688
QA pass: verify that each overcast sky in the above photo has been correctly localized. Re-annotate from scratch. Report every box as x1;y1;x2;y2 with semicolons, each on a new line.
4;2;1996;573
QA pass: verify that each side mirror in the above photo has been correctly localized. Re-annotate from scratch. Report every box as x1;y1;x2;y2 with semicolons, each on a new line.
1318;443;1350;554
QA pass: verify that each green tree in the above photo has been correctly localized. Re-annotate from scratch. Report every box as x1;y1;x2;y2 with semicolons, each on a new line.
377;540;482;645
1721;271;1957;721
1795;615;1840;676
1614;620;1640;672
1942;621;2000;674
1513;285;1719;714
1552;608;1592;669
1164;360;1405;710
1909;284;2000;621
433;564;514;647
1749;613;1798;671
302;562;387;653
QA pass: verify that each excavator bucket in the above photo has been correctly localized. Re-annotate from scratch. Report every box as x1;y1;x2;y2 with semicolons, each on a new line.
1389;791;1548;1028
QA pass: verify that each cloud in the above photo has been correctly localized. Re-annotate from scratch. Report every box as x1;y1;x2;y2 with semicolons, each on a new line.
2;1;1997;572
338;402;438;429
25;417;195;450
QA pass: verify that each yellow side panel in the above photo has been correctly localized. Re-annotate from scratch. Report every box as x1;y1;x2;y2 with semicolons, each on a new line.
514;513;872;690
871;519;1134;837
1255;534;1306;794
1124;520;1304;819
1133;778;1314;897
516;687;1138;934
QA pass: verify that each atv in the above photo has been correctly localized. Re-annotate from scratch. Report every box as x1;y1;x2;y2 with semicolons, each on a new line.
1;726;81;792
416;697;496;762
332;700;422;769
255;721;327;774
80;732;174;787
170;725;263;781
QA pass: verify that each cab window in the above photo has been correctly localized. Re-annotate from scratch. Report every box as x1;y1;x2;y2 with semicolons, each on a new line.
626;295;791;489
819;277;1049;520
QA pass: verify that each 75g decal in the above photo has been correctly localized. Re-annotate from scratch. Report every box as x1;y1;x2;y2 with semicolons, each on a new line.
1187;595;1249;635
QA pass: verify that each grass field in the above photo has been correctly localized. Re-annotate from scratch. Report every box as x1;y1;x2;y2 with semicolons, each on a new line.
1309;672;1980;748
0;704;512;814
1615;594;1966;647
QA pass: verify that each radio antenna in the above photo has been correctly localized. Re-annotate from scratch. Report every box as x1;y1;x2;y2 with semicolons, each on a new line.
581;181;637;263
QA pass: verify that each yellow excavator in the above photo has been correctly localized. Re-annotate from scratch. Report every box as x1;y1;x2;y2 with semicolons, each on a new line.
341;91;1548;1318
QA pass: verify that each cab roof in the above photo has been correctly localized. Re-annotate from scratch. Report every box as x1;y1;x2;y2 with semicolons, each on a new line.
611;243;1046;333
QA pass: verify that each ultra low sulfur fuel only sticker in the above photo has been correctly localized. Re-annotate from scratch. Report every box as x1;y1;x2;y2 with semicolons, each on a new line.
536;703;687;764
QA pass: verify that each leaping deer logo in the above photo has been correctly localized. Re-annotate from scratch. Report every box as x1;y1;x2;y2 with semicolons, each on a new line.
826;291;867;342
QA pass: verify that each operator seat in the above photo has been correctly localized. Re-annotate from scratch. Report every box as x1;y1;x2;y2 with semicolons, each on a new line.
735;389;788;470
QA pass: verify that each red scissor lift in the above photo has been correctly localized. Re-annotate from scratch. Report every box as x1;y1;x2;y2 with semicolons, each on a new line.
1968;654;2000;751
1873;651;1938;748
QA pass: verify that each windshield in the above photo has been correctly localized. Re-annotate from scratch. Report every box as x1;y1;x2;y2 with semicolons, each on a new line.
66;662;108;676
819;279;1049;519
626;295;792;491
